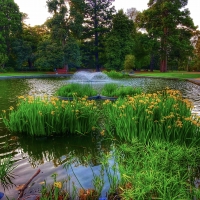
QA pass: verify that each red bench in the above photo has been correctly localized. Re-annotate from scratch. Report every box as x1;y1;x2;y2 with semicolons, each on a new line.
56;66;68;74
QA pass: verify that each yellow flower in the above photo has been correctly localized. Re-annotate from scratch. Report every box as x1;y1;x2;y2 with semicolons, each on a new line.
92;126;96;131
2;110;6;113
51;111;55;115
100;130;105;136
9;106;14;111
54;182;62;189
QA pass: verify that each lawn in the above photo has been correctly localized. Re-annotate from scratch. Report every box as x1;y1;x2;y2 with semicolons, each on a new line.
134;71;200;79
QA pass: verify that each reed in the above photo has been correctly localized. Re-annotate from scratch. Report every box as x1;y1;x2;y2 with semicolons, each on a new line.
2;95;100;136
0;155;16;189
115;140;200;199
102;88;200;144
101;83;142;97
56;83;98;97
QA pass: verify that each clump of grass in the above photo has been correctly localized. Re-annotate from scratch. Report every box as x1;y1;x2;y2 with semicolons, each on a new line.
102;88;200;144
103;70;127;78
0;155;16;189
56;83;98;97
101;83;142;97
115;140;200;199
2;95;100;136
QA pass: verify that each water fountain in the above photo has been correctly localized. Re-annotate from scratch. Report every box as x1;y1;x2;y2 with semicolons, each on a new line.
69;71;112;83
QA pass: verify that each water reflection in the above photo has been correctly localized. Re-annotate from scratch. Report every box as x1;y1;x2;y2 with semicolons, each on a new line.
17;135;111;168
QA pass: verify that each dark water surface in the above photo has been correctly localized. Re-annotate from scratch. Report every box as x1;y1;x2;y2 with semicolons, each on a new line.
0;77;200;199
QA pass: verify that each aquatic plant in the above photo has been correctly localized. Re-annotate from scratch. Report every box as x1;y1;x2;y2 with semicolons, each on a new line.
115;139;200;199
101;83;142;97
0;155;16;189
56;83;98;97
2;95;100;136
102;88;200;144
103;70;127;78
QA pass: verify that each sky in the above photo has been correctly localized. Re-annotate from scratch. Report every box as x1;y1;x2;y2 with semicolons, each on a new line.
14;0;200;29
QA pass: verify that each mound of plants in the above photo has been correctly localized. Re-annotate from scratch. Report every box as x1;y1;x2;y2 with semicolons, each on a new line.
103;70;127;78
101;83;142;97
2;95;100;136
102;88;200;144
56;83;98;97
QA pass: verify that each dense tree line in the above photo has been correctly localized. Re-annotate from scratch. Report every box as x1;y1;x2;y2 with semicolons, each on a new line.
0;0;199;72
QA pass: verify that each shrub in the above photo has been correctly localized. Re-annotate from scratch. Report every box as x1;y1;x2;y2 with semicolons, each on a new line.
56;83;98;97
103;70;127;78
124;54;135;71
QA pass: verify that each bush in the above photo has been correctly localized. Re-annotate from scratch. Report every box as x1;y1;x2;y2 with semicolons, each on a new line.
124;55;135;71
103;70;127;78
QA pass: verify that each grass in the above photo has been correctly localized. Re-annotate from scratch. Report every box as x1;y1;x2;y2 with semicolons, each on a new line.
0;72;49;77
135;71;200;79
0;155;16;189
101;83;142;97
56;83;98;97
115;140;200;199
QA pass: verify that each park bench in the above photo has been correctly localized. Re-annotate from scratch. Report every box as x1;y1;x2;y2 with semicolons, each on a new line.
56;66;68;74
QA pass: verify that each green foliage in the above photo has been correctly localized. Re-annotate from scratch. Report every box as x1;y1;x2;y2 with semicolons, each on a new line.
103;70;126;78
137;0;196;72
101;83;142;97
105;10;135;70
0;0;22;67
35;39;64;69
83;0;115;71
0;155;16;188
102;89;200;144
124;55;135;70
2;96;100;136
116;140;200;199
56;83;98;97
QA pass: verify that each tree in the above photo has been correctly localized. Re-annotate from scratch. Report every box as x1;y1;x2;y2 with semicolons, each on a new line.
83;0;115;71
0;0;22;67
137;0;196;72
46;0;81;70
105;9;135;70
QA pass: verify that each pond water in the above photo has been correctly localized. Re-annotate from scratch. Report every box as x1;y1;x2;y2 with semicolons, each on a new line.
0;77;200;199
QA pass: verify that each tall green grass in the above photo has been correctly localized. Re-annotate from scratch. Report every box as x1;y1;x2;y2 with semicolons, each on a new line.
115;140;200;199
56;83;98;97
102;88;200;144
101;83;142;97
2;96;100;136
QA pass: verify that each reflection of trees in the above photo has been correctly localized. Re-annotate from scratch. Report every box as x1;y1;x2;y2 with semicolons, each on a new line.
17;135;112;168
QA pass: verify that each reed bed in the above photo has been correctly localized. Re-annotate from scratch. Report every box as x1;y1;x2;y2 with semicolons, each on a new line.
102;88;200;144
2;95;100;136
56;83;98;97
101;83;142;97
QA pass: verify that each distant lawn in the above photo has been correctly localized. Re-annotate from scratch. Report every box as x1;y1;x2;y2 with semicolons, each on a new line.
134;71;200;79
0;72;48;77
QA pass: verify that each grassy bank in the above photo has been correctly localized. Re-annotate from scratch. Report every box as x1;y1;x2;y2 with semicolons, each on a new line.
134;71;200;79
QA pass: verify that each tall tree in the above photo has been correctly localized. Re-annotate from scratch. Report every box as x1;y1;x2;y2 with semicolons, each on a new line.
0;0;22;67
46;0;81;70
105;9;135;70
137;0;196;72
83;0;115;71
